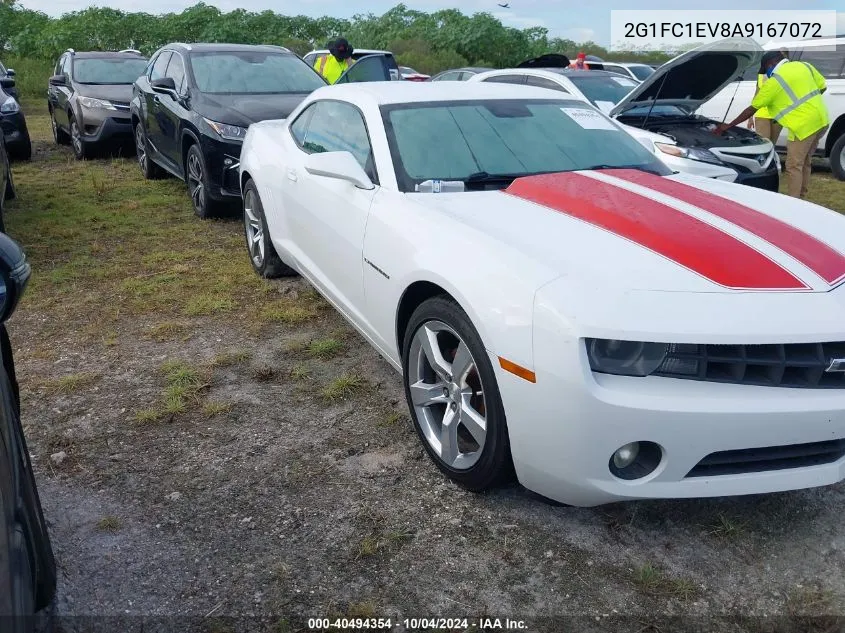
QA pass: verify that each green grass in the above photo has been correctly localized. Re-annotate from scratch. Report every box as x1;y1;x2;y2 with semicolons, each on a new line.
41;372;100;395
632;564;699;600
321;374;365;401
96;516;122;531
307;337;344;359
3;57;54;100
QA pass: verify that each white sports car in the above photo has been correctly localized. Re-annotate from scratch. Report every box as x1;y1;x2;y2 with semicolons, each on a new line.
239;79;845;507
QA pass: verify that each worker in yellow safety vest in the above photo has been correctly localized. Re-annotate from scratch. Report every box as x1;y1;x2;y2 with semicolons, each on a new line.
314;38;353;84
747;57;787;144
715;50;829;199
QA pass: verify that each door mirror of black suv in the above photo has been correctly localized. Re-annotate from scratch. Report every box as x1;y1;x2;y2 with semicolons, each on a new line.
0;77;14;91
151;77;177;96
5;69;14;77
48;74;67;87
0;233;30;323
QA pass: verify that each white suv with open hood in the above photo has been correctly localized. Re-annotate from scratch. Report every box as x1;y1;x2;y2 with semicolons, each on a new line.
471;41;780;191
698;35;844;180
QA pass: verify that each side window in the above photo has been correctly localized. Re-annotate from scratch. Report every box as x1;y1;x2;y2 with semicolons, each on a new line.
303;53;318;66
797;46;845;78
61;55;72;77
335;55;392;83
54;55;64;76
525;76;569;92
150;51;172;81
165;53;187;93
289;103;316;146
482;74;527;85
303;101;377;182
434;71;458;81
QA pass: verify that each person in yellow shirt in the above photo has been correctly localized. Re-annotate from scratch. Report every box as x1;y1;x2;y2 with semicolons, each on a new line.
747;51;788;144
715;50;829;199
314;38;353;84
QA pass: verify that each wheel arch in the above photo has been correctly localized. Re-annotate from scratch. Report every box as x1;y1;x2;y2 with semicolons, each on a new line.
824;113;845;157
240;169;253;193
180;127;201;176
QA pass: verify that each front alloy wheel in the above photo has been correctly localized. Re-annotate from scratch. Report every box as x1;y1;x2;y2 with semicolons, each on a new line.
69;117;86;159
403;296;513;491
186;146;210;218
241;179;295;278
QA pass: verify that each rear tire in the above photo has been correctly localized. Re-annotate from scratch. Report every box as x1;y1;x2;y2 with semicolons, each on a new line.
830;133;845;182
134;122;163;180
242;179;296;278
50;110;69;146
402;296;514;491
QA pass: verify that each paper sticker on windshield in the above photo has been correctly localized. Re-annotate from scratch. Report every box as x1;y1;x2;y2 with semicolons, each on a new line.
611;76;636;86
595;100;615;114
560;107;617;130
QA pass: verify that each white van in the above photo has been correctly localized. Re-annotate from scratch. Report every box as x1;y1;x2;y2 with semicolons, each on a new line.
697;35;845;179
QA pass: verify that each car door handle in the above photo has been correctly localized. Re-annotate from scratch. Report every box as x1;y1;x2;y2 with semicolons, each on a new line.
153;95;161;104
286;168;297;182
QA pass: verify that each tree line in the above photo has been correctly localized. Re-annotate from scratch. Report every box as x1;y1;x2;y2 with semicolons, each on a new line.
0;1;674;74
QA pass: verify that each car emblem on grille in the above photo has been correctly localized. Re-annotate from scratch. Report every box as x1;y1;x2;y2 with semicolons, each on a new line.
757;153;767;166
825;358;845;372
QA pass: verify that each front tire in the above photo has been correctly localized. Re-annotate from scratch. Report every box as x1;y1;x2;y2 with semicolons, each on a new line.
242;179;296;278
185;144;221;219
830;133;845;182
402;296;514;491
69;115;87;160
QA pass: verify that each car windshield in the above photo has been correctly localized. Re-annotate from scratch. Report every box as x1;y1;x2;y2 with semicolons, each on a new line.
191;51;326;94
629;65;655;80
382;98;670;192
566;73;639;107
73;58;149;84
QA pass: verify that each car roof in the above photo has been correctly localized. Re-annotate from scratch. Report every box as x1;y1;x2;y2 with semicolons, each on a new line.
311;81;577;105
69;51;147;59
166;43;292;54
307;48;391;55
603;62;651;67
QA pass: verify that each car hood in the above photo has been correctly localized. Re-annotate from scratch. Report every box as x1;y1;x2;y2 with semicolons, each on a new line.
412;169;845;294
610;38;762;116
194;93;311;126
75;83;134;103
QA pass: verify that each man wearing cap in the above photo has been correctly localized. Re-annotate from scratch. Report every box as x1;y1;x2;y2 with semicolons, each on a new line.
571;52;589;70
714;50;828;199
314;37;353;84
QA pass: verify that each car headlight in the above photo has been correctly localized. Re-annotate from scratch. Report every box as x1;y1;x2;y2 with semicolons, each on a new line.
654;142;723;165
585;338;669;377
203;118;248;142
0;96;19;114
78;96;117;110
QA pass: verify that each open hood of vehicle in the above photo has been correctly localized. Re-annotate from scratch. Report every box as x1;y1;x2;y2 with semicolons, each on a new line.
610;38;762;117
517;53;571;69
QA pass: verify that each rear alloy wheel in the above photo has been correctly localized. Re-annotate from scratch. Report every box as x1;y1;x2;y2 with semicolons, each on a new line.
186;144;221;219
50;111;69;145
830;133;845;182
69;116;87;160
402;296;514;491
242;179;296;278
134;123;162;180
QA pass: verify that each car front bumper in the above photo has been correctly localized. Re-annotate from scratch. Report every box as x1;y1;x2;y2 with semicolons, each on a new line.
199;134;243;200
78;107;133;144
499;286;845;507
0;111;29;151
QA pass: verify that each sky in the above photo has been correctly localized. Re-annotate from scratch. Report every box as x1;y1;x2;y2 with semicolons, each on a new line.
15;0;845;45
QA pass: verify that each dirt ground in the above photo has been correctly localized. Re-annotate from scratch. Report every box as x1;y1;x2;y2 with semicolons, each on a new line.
6;103;845;633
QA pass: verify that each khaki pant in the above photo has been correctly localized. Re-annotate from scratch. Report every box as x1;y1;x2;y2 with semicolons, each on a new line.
754;117;782;145
785;125;828;198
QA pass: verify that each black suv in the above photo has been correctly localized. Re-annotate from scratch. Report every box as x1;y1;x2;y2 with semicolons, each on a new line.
48;49;149;159
131;43;330;218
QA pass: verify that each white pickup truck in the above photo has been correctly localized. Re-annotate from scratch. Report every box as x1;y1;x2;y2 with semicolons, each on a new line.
697;35;845;180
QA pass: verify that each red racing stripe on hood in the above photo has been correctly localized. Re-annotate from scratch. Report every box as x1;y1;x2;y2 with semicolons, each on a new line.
503;171;807;290
608;169;845;285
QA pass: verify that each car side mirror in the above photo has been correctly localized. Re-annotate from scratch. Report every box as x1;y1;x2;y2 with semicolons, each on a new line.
303;151;374;190
48;74;67;86
151;77;177;96
5;69;14;77
0;233;30;323
0;77;15;90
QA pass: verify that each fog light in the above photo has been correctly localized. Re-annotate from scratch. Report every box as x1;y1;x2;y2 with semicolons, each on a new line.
223;158;234;166
608;441;662;480
612;442;639;469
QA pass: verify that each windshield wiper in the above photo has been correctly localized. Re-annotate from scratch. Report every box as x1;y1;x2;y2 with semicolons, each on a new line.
582;164;663;175
463;171;522;185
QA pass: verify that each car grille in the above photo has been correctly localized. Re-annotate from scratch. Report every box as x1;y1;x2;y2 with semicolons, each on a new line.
113;101;130;111
653;342;845;388
686;439;845;477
